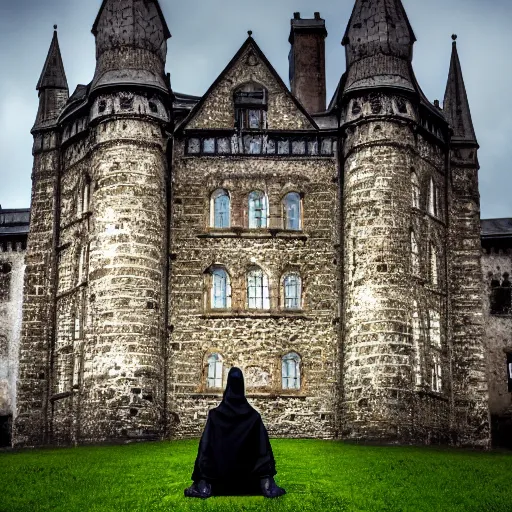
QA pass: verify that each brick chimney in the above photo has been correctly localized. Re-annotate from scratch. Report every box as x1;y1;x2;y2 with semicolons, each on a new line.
289;12;327;114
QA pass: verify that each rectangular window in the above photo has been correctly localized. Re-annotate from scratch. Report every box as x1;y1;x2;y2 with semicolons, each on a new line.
244;135;262;155
217;138;231;154
292;140;306;155
308;140;318;155
203;138;215;154
187;138;200;154
278;140;290;155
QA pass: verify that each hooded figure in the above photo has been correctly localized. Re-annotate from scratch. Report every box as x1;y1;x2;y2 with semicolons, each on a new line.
184;367;286;499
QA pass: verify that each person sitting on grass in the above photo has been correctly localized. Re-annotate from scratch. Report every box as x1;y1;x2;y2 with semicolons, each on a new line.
184;367;286;499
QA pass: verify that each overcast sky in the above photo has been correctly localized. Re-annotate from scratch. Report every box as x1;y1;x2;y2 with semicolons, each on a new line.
0;0;510;219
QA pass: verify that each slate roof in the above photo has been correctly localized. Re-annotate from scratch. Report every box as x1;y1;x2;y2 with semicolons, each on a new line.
0;209;30;237
342;0;417;95
443;38;477;145
92;0;171;39
481;219;512;239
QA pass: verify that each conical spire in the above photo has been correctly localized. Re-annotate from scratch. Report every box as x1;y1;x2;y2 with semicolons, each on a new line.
36;26;68;91
443;36;477;144
342;0;417;94
91;0;171;93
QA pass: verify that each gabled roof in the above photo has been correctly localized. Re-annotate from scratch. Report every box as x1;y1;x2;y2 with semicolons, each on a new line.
177;36;319;133
92;0;171;39
36;29;68;91
443;37;477;145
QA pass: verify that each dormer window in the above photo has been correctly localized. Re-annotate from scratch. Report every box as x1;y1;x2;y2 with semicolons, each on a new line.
234;83;268;130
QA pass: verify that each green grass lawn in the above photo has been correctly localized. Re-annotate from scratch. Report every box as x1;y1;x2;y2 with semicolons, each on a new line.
0;439;511;512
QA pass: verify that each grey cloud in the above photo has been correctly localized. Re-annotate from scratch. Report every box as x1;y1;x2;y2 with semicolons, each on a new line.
0;0;510;218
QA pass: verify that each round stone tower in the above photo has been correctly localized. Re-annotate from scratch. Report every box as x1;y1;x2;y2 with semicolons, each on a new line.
80;0;171;441
339;0;449;441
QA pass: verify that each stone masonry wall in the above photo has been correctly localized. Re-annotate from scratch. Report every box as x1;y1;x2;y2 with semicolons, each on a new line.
482;247;512;419
13;132;59;447
342;92;452;443
48;111;169;444
448;155;490;447
0;247;25;444
169;142;339;439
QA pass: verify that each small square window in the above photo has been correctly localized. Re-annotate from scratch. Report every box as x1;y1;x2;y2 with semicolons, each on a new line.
218;138;231;154
244;136;262;155
203;139;215;154
265;139;276;154
188;139;200;154
278;140;290;155
292;140;306;155
308;140;318;155
321;138;333;155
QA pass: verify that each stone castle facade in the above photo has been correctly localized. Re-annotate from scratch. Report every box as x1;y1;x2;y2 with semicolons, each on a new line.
1;0;511;447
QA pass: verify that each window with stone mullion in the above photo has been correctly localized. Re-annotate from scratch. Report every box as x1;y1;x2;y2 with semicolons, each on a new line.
247;268;269;309
284;274;302;309
211;269;231;309
248;191;268;229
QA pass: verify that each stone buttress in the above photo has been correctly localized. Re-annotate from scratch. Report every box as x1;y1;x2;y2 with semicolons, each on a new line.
13;28;69;446
338;0;455;442
444;37;490;447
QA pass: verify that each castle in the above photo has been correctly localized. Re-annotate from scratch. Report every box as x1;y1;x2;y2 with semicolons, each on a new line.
0;0;511;448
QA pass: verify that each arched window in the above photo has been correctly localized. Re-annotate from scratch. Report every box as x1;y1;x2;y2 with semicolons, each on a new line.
247;267;270;309
210;268;231;309
428;178;439;217
78;178;91;216
248;191;268;229
83;180;91;213
283;273;302;310
77;245;89;285
207;353;223;389
411;171;420;209
282;192;302;231
412;301;422;387
427;310;442;393
430;244;439;286
211;189;231;228
411;231;420;275
282;352;301;390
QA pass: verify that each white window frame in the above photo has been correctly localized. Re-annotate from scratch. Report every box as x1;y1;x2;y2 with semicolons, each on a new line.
210;189;231;228
247;267;270;309
283;273;302;310
282;192;302;231
210;268;231;309
282;352;301;390
248;191;269;229
207;353;223;389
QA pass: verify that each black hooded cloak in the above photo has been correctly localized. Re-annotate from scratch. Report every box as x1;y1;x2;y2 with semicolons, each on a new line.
190;367;277;494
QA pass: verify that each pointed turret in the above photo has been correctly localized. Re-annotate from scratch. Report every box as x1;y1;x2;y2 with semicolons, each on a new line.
91;0;171;93
33;27;69;130
443;35;477;145
342;0;417;95
36;27;68;91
